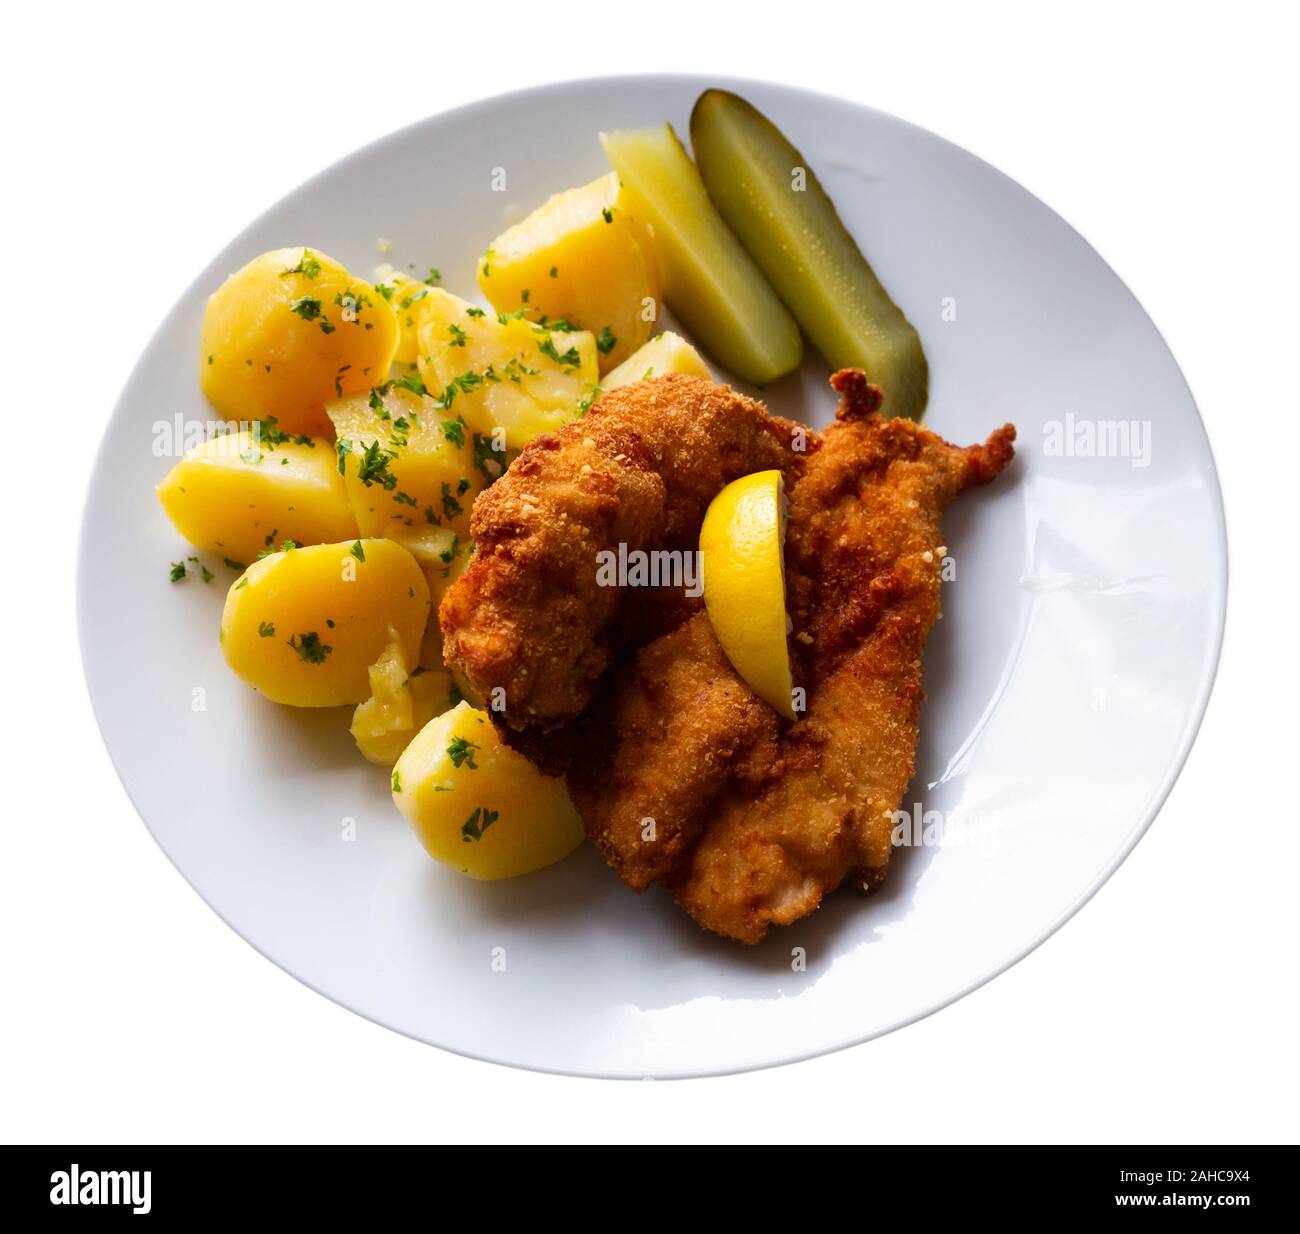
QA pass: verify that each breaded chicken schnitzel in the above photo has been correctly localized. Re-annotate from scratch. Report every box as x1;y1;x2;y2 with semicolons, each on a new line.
441;369;1015;941
570;371;1015;941
440;375;802;737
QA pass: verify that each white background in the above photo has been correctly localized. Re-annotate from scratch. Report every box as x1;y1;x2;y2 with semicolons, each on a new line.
3;0;1296;1143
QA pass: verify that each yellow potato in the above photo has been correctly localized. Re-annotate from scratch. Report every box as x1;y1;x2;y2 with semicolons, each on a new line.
373;265;437;366
416;533;472;666
350;631;454;765
392;701;584;879
201;247;399;438
603;331;713;389
415;288;599;451
220;539;428;707
478;173;659;372
327;383;478;564
157;429;357;565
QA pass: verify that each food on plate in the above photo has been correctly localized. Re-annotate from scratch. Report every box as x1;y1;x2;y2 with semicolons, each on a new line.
439;374;802;738
219;538;429;707
163;89;1015;917
600;125;802;385
564;370;1016;941
477;172;659;372
603;330;711;388
373;265;437;366
350;632;454;765
200;247;400;438
327;383;479;565
157;428;357;564
415;534;476;684
415;287;599;451
392;701;584;879
698;469;795;718
691;90;928;420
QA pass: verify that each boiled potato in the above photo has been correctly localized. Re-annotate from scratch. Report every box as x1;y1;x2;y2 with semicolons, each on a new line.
415;288;598;451
220;538;428;707
350;630;454;765
327;384;478;565
157;429;356;564
416;532;472;669
373;265;436;366
201;247;399;438
478;172;659;372
392;701;583;879
603;331;712;389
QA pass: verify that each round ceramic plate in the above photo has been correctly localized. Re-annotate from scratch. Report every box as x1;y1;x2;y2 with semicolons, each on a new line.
79;75;1226;1078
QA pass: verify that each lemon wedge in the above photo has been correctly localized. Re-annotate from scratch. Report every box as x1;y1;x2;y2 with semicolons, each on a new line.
699;470;795;719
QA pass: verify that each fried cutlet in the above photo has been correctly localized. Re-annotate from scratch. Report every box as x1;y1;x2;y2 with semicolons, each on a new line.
440;374;803;736
568;371;1015;941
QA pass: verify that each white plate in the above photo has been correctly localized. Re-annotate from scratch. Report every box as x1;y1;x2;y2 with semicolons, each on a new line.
79;75;1226;1078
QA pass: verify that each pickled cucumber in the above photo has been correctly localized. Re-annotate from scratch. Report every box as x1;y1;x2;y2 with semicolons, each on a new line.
690;90;928;419
601;124;802;386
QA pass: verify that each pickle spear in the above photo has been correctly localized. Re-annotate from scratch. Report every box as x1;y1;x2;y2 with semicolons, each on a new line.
601;124;802;386
690;90;928;419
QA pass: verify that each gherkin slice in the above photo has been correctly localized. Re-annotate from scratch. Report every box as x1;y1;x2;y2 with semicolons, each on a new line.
601;124;803;386
690;89;928;419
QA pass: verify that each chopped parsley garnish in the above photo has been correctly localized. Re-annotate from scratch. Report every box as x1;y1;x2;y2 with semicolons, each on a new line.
447;736;480;769
538;337;581;369
441;417;466;448
355;441;397;490
447;323;467;347
441;482;463;519
288;294;334;332
596;326;617;356
424;268;442;285
223;558;246;571
472;433;507;480
281;250;322;279
350;540;366;562
336;438;352;476
391;769;402;793
258;621;276;638
459;806;499;843
394;373;427;397
288;631;332;664
169;561;187;583
602;207;614;224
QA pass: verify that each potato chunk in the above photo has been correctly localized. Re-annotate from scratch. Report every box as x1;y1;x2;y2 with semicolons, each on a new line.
603;331;712;389
477;172;659;372
327;384;478;565
416;533;473;670
373;265;436;366
392;702;583;879
220;539;428;707
350;631;454;765
415;288;599;451
201;247;399;438
157;429;356;564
